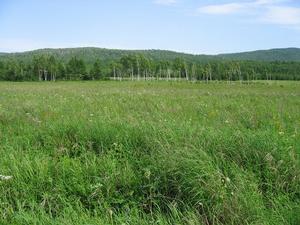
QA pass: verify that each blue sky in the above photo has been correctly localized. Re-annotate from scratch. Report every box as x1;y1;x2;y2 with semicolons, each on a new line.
0;0;300;54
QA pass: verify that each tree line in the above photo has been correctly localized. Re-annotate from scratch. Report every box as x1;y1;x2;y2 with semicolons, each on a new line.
0;54;299;81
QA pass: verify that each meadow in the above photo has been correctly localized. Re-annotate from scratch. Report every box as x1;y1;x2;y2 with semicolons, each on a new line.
0;81;299;225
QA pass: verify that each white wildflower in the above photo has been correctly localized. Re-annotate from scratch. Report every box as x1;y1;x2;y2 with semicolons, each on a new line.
265;153;273;162
0;175;13;180
198;202;203;207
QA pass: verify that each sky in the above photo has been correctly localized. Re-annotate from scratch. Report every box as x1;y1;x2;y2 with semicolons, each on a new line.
0;0;300;54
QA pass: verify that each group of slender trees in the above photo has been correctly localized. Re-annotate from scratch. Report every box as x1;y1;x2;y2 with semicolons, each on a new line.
0;54;299;81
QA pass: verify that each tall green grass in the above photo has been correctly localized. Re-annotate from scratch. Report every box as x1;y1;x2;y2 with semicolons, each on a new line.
0;81;299;225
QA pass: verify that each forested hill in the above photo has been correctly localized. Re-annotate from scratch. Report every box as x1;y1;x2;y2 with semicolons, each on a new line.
0;47;300;81
1;47;300;63
218;48;300;61
0;48;214;64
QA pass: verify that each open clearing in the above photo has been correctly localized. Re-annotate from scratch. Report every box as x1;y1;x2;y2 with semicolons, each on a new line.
0;81;299;225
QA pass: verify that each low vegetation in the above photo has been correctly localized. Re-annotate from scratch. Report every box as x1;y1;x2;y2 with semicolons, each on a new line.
0;81;299;224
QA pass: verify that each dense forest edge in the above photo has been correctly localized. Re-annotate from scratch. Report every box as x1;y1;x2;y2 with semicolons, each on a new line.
0;47;300;81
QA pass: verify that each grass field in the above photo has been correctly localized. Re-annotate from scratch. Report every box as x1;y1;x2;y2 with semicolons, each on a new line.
0;81;299;225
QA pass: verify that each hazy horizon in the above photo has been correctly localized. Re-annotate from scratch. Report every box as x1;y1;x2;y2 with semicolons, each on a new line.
0;46;300;55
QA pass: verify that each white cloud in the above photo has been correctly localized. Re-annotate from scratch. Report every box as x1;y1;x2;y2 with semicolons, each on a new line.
153;0;177;6
198;3;244;15
255;0;286;4
0;38;46;52
262;6;300;25
0;38;95;53
197;0;300;29
197;0;292;15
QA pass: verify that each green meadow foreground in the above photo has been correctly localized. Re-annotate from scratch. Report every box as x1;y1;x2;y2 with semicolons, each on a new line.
0;81;299;225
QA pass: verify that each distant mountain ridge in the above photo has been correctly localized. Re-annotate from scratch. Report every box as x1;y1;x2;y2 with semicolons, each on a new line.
218;48;300;61
0;47;300;63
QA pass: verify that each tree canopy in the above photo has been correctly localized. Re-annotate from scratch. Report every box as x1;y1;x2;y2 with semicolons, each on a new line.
0;50;299;81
